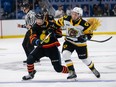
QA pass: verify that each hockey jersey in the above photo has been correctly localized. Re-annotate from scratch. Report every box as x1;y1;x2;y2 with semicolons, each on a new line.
30;20;62;48
24;10;36;28
56;16;93;46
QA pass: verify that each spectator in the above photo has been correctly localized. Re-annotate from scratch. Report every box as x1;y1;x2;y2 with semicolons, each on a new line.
3;0;12;13
66;5;72;16
92;4;98;16
34;4;42;14
93;4;103;16
55;5;64;18
97;5;103;16
41;5;47;14
83;5;89;17
17;9;25;19
17;1;23;11
17;1;24;19
110;4;116;16
23;0;29;4
75;4;80;7
1;1;116;19
48;5;56;16
103;3;110;16
0;8;4;19
34;0;42;14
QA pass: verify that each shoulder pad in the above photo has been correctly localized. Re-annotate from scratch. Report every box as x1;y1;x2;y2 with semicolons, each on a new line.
80;19;90;27
63;15;68;19
63;16;71;21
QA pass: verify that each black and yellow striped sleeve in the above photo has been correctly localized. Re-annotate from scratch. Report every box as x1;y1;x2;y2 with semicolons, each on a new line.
81;20;93;39
56;17;64;26
82;20;93;34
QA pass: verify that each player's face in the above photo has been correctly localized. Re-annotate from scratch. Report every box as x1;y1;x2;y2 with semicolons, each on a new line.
22;7;29;13
22;7;26;13
36;19;43;25
71;12;80;21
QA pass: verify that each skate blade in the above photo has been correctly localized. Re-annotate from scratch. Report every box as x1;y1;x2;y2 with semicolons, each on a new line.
67;78;77;81
22;79;32;81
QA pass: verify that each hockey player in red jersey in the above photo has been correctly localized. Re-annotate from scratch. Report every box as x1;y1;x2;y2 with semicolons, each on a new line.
22;14;68;80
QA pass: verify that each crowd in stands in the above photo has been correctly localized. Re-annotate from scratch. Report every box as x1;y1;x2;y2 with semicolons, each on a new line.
0;0;116;20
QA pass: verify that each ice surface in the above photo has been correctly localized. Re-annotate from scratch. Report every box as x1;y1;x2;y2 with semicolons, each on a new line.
0;35;116;87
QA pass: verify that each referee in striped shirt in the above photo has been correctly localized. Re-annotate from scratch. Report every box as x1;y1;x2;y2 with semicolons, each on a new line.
18;3;37;63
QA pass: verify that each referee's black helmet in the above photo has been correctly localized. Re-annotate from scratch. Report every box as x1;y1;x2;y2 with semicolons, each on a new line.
22;3;30;9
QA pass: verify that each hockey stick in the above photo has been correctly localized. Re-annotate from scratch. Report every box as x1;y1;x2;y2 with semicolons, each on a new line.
62;34;112;43
40;32;52;44
65;36;112;47
88;36;112;43
30;33;52;54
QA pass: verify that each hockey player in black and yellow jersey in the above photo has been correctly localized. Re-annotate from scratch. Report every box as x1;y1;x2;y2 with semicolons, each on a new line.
56;7;100;80
22;14;68;80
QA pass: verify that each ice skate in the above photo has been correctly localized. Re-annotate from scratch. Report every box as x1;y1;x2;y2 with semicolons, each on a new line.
91;68;100;78
22;70;36;80
67;70;77;80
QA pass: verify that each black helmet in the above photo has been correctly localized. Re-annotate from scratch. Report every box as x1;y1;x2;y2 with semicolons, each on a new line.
43;8;48;13
36;14;44;20
22;3;30;9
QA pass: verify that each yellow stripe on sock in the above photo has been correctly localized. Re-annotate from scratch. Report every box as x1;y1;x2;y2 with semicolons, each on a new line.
88;62;94;69
66;63;73;67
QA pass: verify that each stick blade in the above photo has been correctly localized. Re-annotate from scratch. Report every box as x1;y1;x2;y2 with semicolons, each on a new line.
90;36;112;43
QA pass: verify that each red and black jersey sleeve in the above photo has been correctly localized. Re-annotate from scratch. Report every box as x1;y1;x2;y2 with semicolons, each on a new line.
29;25;38;45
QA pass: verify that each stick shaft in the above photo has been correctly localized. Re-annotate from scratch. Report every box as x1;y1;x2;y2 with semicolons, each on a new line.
62;34;112;43
40;32;51;44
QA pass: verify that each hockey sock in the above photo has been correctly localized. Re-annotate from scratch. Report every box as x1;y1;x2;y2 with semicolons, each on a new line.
27;64;34;73
65;59;75;72
88;62;100;78
88;62;95;70
81;58;95;70
62;66;69;73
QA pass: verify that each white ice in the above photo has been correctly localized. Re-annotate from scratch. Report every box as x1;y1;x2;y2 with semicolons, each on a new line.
0;35;116;87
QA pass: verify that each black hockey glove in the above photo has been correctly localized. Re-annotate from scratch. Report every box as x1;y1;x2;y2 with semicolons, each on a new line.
35;39;41;46
77;35;88;43
77;34;92;43
86;34;92;40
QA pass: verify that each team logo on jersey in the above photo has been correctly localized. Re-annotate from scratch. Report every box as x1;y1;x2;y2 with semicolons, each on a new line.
84;22;89;26
40;30;50;43
63;44;67;49
68;28;78;37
